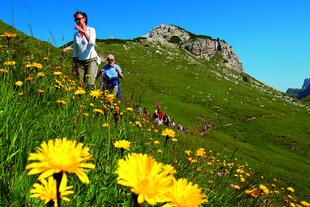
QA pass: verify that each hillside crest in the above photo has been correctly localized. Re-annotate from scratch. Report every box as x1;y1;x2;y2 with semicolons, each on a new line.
144;24;243;72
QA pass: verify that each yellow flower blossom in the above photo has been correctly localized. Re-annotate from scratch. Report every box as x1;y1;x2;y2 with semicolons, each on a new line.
126;107;134;112
32;62;43;69
53;71;62;76
37;72;45;77
153;140;160;145
37;89;44;95
106;93;115;103
162;128;176;138
30;174;73;206
184;150;192;156
162;164;176;175
195;148;206;157
4;61;16;66
114;140;131;150
102;123;109;128
93;108;104;115
287;187;295;193
56;100;66;105
234;185;241;190
15;81;23;87
245;188;261;198
0;32;17;38
135;121;142;127
0;68;7;73
54;80;64;89
26;138;95;184
301;201;310;206
74;87;86;95
259;184;269;194
162;178;207;207
89;89;101;98
116;153;173;205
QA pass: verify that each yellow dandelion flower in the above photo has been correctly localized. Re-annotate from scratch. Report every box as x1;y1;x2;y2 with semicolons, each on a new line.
171;138;178;142
53;71;62;76
30;173;73;206
106;93;115;103
260;185;271;194
162;178;207;207
157;149;163;154
54;80;64;88
162;128;176;138
114;140;131;150
32;62;43;69
74;87;86;95
135;121;142;127
190;159;198;164
38;89;44;95
0;68;7;73
184;150;192;156
153;140;160;145
240;177;246;183
0;32;17;38
236;168;244;174
15;81;23;87
290;203;296;207
26;138;95;184
56;100;66;105
126;107;134;112
245;188;261;198
195;148;206;157
83;112;89;117
89;89;101;98
234;185;241;190
102;123;109;128
4;61;16;66
25;76;33;81
162;164;176;175
37;72;45;77
116;153;173;205
93;108;104;115
287;187;295;193
301;201;310;206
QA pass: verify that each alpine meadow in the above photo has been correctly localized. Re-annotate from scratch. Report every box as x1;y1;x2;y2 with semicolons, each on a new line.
0;20;310;207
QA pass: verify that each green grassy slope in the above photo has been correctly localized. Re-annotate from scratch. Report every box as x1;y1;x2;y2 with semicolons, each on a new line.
95;39;310;198
0;20;63;67
1;18;309;200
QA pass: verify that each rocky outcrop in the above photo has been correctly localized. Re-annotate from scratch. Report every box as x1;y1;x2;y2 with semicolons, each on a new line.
286;78;310;99
302;78;310;90
145;24;243;72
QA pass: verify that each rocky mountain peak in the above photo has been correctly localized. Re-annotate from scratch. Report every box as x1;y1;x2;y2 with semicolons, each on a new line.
302;78;310;90
144;24;243;72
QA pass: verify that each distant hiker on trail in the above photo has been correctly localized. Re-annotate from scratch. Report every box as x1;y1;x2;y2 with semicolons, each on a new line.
72;11;101;90
99;54;123;99
143;107;151;119
153;108;165;125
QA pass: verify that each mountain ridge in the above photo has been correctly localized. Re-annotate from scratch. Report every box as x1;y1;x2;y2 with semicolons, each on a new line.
144;24;243;71
286;78;310;99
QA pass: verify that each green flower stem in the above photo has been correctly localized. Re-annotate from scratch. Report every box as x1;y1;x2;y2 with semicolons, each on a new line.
53;172;63;207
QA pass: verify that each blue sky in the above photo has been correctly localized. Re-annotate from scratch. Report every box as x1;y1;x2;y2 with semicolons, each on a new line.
0;0;309;92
